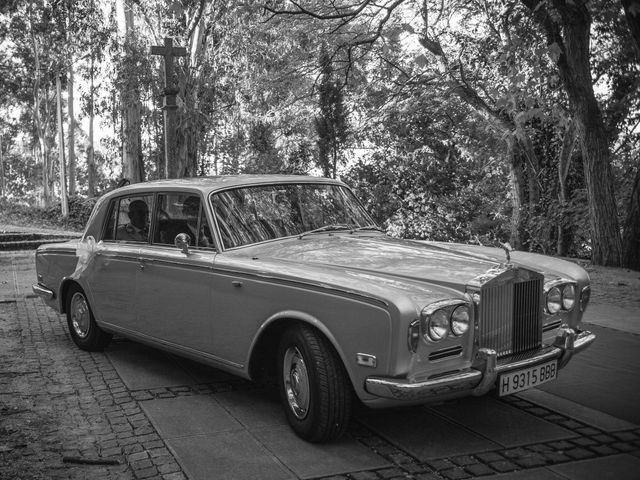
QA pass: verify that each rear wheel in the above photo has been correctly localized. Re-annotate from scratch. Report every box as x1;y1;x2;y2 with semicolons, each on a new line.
66;284;112;351
277;324;351;442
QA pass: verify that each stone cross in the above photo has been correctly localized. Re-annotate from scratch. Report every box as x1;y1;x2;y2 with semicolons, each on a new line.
151;37;187;178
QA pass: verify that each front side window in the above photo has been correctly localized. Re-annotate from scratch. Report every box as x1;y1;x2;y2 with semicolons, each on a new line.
153;193;214;249
211;183;375;249
103;195;152;243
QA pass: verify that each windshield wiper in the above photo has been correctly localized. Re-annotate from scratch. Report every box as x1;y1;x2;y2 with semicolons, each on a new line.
298;224;352;239
349;225;385;233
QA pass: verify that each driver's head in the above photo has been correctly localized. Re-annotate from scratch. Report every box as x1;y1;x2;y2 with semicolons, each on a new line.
182;196;200;217
128;200;148;229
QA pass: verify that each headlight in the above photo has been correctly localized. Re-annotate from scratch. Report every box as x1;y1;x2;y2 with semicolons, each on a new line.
427;309;449;341
451;305;470;336
546;287;562;314
562;284;576;310
545;281;578;313
417;300;472;345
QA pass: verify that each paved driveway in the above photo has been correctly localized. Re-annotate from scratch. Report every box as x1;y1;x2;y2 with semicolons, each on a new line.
1;250;639;480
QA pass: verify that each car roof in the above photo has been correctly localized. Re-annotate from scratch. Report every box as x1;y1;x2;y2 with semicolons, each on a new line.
108;175;344;197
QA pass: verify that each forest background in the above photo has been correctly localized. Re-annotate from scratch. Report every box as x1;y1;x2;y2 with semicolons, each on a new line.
0;0;639;269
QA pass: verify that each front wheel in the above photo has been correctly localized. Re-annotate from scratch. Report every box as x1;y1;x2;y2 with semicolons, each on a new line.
65;284;112;351
277;324;352;442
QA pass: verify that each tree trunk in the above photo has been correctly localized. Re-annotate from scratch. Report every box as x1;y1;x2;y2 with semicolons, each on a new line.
122;0;143;183
31;14;51;207
557;120;576;256
68;60;76;195
622;0;640;55
507;138;526;249
87;53;96;198
0;135;4;198
523;0;623;266
56;75;69;217
622;167;640;270
621;0;640;271
562;7;621;266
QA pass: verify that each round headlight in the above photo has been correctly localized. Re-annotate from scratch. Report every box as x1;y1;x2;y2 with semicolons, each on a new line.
427;309;449;341
450;305;470;336
562;284;576;310
546;286;562;314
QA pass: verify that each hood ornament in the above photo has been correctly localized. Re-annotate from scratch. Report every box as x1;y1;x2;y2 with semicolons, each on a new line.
500;242;513;265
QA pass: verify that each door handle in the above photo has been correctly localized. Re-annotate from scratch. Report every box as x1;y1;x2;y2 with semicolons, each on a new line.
232;280;243;288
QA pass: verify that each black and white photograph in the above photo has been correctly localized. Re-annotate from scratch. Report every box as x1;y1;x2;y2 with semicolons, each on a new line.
1;1;639;479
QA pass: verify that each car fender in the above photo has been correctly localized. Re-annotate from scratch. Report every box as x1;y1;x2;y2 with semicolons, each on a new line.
247;307;389;398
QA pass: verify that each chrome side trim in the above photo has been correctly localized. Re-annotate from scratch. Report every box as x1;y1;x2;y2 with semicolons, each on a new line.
209;266;390;308
32;283;54;301
365;327;595;401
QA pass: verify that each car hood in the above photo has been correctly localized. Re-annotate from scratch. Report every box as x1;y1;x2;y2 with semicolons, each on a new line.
232;233;570;292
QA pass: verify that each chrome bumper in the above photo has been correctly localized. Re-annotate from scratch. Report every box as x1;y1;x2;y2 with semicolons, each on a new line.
32;283;54;301
365;327;596;401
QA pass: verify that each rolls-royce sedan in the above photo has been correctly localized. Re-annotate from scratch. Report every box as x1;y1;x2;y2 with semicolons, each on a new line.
32;175;595;442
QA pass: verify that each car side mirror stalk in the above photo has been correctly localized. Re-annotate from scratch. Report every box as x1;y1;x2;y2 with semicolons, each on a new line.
174;233;191;255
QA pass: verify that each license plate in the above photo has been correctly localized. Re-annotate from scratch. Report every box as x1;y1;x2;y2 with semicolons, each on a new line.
498;360;557;396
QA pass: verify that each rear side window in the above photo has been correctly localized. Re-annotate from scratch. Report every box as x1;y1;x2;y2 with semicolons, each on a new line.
153;193;214;249
103;195;153;243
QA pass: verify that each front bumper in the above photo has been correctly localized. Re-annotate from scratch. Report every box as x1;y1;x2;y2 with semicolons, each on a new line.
365;327;595;401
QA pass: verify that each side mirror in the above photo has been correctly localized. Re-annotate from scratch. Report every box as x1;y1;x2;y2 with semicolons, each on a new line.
174;233;191;255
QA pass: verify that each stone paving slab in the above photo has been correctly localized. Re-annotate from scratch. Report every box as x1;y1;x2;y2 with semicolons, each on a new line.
518;389;637;432
107;341;197;390
166;430;295;480
253;425;390;479
215;388;288;429
173;356;238;384
485;467;566;479
548;453;640;479
142;396;243;439
432;396;574;447
361;406;501;461
540;323;640;425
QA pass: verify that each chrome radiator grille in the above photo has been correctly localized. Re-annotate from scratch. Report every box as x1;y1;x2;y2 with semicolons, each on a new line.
478;277;542;357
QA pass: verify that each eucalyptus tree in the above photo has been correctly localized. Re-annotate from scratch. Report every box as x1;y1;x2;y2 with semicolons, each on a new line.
1;0;66;206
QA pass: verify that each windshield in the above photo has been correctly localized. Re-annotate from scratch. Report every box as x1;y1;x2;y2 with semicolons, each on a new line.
210;183;377;249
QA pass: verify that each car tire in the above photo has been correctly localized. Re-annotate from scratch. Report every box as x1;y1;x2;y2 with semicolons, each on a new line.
65;284;112;351
277;324;351;442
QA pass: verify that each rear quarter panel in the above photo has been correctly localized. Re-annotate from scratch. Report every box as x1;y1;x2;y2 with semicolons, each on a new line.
35;242;80;312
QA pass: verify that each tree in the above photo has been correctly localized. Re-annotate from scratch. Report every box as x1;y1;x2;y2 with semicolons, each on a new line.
521;0;623;267
120;0;144;183
265;0;636;267
315;47;348;178
620;0;640;270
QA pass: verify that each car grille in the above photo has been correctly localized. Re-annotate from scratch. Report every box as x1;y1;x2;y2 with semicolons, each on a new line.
477;275;543;357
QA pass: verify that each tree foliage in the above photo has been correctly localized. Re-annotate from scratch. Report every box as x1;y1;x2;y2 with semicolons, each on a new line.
0;0;638;268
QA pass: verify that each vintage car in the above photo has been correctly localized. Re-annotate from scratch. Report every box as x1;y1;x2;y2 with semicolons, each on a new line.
32;175;595;442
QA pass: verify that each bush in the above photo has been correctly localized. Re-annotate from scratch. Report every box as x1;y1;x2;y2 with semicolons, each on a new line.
0;195;97;232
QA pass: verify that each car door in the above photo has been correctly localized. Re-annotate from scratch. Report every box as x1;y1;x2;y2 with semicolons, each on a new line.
134;192;217;354
85;194;153;331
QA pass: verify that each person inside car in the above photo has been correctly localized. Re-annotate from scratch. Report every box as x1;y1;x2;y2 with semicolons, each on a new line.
116;199;149;242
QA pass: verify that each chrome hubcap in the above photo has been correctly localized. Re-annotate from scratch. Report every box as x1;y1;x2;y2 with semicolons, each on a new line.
283;346;310;420
70;292;90;339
